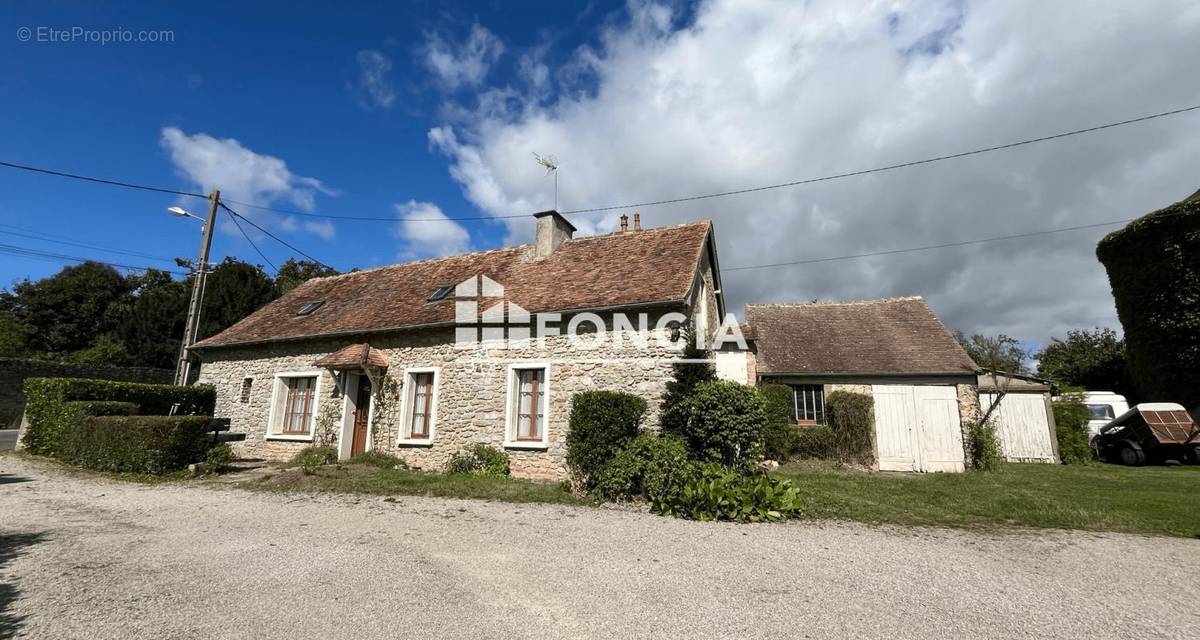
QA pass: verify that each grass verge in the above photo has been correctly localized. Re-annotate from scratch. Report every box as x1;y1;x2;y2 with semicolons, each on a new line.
775;460;1200;538
247;463;586;506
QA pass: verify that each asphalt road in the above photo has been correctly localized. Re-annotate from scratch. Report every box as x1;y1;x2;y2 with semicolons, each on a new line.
1;454;1197;640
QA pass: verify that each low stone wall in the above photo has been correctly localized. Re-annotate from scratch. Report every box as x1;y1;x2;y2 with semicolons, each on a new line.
0;358;173;428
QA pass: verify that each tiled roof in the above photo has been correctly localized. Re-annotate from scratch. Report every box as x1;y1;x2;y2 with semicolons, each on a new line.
193;221;713;349
745;297;978;376
312;343;390;369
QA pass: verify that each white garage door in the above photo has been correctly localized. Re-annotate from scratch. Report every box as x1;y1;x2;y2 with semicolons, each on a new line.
979;392;1056;463
873;385;965;473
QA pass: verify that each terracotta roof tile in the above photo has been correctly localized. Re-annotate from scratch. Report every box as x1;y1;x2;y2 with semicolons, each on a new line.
745;297;978;376
313;343;390;369
194;221;713;349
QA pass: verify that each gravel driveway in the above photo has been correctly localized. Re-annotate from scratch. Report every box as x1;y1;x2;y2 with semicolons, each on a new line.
1;454;1197;640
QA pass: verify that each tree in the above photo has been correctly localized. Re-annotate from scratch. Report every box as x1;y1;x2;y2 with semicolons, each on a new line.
0;261;133;357
274;259;339;296
0;312;30;357
115;273;189;369
954;331;1030;374
1036;328;1134;400
196;258;277;341
659;322;716;435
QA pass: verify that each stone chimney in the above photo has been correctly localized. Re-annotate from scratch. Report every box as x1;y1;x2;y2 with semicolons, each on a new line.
619;213;629;233
633;212;642;231
532;210;576;259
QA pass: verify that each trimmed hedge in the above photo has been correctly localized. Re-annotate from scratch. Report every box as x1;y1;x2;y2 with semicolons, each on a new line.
565;391;647;488
21;377;215;456
63;415;212;474
826;391;875;465
64;400;139;417
1097;195;1200;410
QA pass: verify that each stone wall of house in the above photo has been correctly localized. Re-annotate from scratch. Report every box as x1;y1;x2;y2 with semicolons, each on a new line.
956;383;981;468
197;311;692;481
1;357;172;429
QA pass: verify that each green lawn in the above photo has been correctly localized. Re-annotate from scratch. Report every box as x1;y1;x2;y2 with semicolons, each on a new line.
246;463;586;506
775;460;1200;537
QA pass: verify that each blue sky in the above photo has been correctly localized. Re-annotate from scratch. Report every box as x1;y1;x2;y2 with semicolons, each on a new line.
0;0;625;278
2;0;1198;347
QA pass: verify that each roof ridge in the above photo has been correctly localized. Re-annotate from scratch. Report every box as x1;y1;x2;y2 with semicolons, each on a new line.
747;295;924;309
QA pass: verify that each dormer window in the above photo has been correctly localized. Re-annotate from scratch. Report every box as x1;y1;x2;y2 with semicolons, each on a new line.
427;285;453;302
296;301;325;316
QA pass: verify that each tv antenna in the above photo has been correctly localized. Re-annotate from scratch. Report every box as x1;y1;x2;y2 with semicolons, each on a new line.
533;152;559;210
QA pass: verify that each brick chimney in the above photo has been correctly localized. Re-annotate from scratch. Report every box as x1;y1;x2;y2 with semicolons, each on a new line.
532;210;576;259
633;212;642;231
619;213;628;233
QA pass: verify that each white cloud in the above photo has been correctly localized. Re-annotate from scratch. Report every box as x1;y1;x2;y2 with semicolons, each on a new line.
428;0;1200;347
355;49;397;109
394;200;472;259
160;127;338;241
422;23;504;89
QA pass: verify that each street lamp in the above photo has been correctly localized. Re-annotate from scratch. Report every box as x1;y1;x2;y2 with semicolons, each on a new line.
169;191;220;386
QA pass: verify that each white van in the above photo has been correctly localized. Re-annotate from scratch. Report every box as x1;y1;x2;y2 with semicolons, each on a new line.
1080;391;1130;441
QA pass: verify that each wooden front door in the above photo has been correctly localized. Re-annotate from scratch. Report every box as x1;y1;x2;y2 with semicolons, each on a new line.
351;376;371;457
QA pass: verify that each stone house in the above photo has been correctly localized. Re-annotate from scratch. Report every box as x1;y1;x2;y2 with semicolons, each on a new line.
734;297;982;472
192;211;723;480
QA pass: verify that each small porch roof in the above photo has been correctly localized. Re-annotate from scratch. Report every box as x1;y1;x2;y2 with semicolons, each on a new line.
312;343;390;370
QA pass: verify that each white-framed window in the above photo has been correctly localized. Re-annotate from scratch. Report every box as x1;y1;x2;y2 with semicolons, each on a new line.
504;363;550;449
398;367;440;445
266;372;321;440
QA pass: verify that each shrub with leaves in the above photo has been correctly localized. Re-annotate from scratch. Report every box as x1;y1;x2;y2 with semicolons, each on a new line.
653;463;803;523
565;391;647;489
965;420;1002;471
446;444;510;477
760;383;796;461
659;321;716;435
1053;392;1093;464
205;443;234;470
825;391;875;465
791;426;834;460
672;380;767;467
592;432;693;503
290;446;338;471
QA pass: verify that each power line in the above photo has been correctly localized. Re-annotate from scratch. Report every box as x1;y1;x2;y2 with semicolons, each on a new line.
560;104;1200;214
224;209;279;273
0;242;188;275
217;201;335;271
0;224;178;263
721;218;1140;272
221;198;512;222
0;159;208;199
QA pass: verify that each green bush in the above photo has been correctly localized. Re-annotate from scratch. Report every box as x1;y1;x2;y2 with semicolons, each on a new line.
291;446;338;471
792;426;834;460
446;444;510;477
760;383;796;461
21;377;214;456
346;450;408;470
659;321;717;434
565;391;648;488
826;391;875;465
61;415;212;474
1096;195;1200;410
1053;393;1093;465
673;380;768;467
63;400;139;417
592;432;693;503
966;420;1002;472
205;443;235;469
652;463;803;523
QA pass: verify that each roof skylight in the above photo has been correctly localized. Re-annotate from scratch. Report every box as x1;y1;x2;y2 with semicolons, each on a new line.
296;301;325;316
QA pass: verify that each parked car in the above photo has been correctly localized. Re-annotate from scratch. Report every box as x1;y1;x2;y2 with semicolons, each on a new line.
1092;403;1200;466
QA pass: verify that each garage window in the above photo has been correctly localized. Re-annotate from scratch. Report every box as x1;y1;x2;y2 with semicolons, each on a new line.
790;384;825;424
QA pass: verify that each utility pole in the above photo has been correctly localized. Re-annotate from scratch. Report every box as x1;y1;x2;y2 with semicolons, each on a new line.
174;189;219;386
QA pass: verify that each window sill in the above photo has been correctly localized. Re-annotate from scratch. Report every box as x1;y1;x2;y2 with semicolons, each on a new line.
397;438;434;447
503;440;549;451
266;433;314;442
